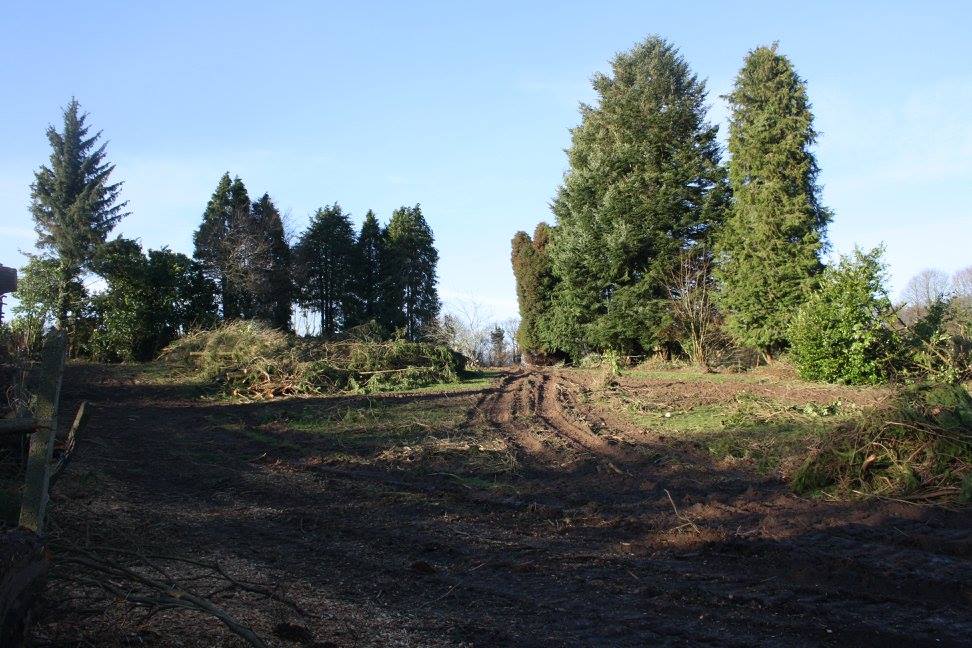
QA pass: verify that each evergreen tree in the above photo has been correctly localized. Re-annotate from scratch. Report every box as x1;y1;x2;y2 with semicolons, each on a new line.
250;194;292;330
30;98;128;331
548;37;727;358
382;205;439;340
192;173;254;320
511;222;557;354
295;203;357;338
715;44;831;357
348;210;385;330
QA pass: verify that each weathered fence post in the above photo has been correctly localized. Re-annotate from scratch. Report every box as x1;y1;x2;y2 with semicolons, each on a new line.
18;331;67;533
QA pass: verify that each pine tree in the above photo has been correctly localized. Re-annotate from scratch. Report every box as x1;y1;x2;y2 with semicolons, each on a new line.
30;98;128;330
715;44;831;358
348;209;385;330
295;203;357;338
511;222;557;354
548;37;727;358
250;194;292;330
382;205;439;340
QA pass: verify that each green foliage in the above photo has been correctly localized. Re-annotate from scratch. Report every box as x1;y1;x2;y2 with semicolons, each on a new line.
792;383;972;503
12;256;90;355
510;222;557;354
30;98;128;329
348;210;385;329
788;248;898;385
903;299;972;383
381;205;440;340
161;321;463;400
294;203;357;338
249;193;292;330
547;36;728;358
192;173;256;320
715;45;830;356
89;238;218;362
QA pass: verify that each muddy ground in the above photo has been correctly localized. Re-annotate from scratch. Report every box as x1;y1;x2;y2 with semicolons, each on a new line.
29;364;972;647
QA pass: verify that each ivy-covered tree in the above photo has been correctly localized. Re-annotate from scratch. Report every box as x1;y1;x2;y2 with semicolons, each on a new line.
548;36;728;358
347;209;385;330
382;205;439;340
30;98;128;332
295;203;357;338
12;256;90;354
715;44;831;358
249;193;292;330
511;222;557;354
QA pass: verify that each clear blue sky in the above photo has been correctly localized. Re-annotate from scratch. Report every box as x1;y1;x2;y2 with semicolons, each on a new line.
2;1;970;320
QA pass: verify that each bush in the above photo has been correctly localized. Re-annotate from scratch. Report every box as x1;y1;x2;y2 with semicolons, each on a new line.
160;321;465;400
788;248;899;385
902;299;972;384
792;383;972;503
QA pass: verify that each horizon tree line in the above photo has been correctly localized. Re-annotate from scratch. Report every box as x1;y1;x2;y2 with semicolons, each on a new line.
9;98;441;361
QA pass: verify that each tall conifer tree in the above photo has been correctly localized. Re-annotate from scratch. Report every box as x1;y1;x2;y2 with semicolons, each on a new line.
382;205;439;340
548;37;727;357
348;210;385;330
295;203;356;338
30;98;128;331
511;222;557;354
715;44;830;357
250;194;292;330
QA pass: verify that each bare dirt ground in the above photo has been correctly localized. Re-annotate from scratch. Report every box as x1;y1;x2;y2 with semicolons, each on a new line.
30;364;972;647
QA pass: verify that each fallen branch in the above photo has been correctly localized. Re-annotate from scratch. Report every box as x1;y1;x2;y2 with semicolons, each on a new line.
664;489;701;535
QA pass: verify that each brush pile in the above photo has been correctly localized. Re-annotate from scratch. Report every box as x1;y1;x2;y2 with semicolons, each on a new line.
160;321;465;400
792;382;972;504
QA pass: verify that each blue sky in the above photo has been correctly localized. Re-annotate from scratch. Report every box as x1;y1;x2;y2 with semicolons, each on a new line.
1;1;970;320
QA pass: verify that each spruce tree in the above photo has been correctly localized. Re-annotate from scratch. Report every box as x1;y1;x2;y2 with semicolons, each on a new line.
548;37;727;358
30;98;128;331
295;203;356;338
715;44;831;357
250;194;292;330
348;210;385;330
511;222;557;354
382;205;439;340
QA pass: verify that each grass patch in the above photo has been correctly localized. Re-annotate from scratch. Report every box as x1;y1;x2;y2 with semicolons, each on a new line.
612;390;856;476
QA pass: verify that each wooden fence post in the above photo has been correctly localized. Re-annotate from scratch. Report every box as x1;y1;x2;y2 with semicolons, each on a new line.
18;331;67;533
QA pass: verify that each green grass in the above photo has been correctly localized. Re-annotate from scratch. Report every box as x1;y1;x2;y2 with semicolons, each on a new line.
613;391;858;476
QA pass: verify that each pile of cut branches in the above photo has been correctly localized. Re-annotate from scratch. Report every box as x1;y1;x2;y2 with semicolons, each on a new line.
160;321;465;400
792;382;972;504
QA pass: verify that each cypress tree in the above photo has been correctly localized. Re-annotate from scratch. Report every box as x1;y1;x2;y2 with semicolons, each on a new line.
715;44;831;358
30;98;128;331
548;37;727;358
348;209;385;330
295;203;356;338
511;222;557;354
382;205;439;340
250;193;292;330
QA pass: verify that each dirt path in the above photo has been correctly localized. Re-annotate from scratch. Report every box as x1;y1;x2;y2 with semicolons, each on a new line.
33;365;972;646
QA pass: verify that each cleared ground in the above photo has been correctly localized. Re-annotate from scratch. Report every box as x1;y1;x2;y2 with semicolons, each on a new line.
32;363;972;646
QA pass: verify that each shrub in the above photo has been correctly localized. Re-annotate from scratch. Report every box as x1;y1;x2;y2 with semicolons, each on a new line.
788;247;899;385
792;383;972;503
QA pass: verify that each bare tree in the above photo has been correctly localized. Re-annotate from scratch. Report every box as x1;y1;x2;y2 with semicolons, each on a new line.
952;265;972;301
902;269;951;308
665;248;731;370
428;300;493;365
